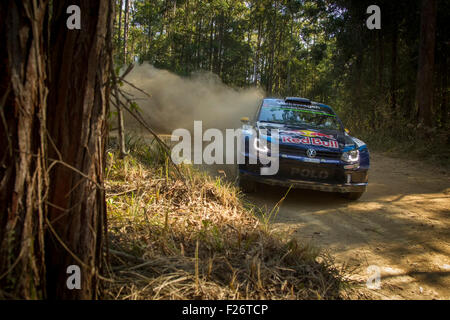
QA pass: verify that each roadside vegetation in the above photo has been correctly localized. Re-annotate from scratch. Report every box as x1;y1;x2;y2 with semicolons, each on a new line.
360;130;450;169
104;136;352;299
342;109;450;168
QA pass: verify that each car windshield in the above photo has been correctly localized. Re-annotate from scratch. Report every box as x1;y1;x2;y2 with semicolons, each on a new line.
258;100;341;131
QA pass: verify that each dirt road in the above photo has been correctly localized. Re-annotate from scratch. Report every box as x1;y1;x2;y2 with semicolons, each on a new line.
242;152;450;299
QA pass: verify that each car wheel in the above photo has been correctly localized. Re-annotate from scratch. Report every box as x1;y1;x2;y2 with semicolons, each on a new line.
237;169;257;193
342;191;364;200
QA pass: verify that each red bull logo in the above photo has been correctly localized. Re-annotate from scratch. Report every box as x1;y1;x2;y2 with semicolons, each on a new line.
282;136;339;149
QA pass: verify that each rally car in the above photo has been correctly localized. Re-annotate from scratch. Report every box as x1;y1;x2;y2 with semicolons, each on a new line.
237;97;370;200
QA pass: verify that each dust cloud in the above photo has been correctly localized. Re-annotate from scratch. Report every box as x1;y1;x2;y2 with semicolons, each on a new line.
122;63;264;134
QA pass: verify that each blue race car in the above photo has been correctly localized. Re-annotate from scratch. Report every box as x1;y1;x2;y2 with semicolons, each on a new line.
237;97;370;200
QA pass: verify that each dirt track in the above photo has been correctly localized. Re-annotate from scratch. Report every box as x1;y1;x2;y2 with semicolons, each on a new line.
241;152;450;299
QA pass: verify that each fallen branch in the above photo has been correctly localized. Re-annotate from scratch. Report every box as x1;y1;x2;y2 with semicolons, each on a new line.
109;94;185;181
118;64;134;82
122;78;151;98
109;249;145;263
107;188;138;197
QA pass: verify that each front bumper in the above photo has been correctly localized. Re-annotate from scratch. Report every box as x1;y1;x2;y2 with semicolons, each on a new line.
239;169;367;193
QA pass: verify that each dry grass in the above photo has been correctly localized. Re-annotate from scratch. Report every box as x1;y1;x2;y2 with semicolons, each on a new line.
103;136;352;300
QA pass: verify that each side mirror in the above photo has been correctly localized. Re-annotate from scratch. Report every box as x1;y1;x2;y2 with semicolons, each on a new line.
240;117;250;124
345;128;350;134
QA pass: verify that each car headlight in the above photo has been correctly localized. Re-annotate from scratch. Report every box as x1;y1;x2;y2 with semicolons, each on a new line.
341;149;359;163
253;137;270;154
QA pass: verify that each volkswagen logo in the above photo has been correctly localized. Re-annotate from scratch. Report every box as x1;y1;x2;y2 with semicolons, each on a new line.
306;149;317;158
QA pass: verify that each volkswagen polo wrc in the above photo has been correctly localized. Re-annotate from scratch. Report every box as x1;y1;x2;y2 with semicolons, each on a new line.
237;97;370;200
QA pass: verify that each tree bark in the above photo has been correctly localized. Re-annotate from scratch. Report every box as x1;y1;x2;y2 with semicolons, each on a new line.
0;0;49;299
416;0;437;127
45;0;113;299
0;0;113;299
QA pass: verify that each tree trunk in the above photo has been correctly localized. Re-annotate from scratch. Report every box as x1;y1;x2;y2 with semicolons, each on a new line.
391;16;398;112
117;0;123;53
441;57;449;127
254;19;262;85
378;32;384;92
353;52;364;111
416;0;437;127
0;0;48;299
45;0;113;299
123;0;130;65
215;12;225;76
209;17;214;72
0;0;113;299
115;0;127;158
112;70;128;159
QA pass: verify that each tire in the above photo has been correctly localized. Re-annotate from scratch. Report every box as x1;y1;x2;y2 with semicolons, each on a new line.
236;167;257;193
342;191;364;200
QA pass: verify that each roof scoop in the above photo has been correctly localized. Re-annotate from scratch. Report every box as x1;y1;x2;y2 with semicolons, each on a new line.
284;97;311;105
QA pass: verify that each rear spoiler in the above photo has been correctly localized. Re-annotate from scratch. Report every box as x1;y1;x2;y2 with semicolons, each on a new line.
284;97;311;105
